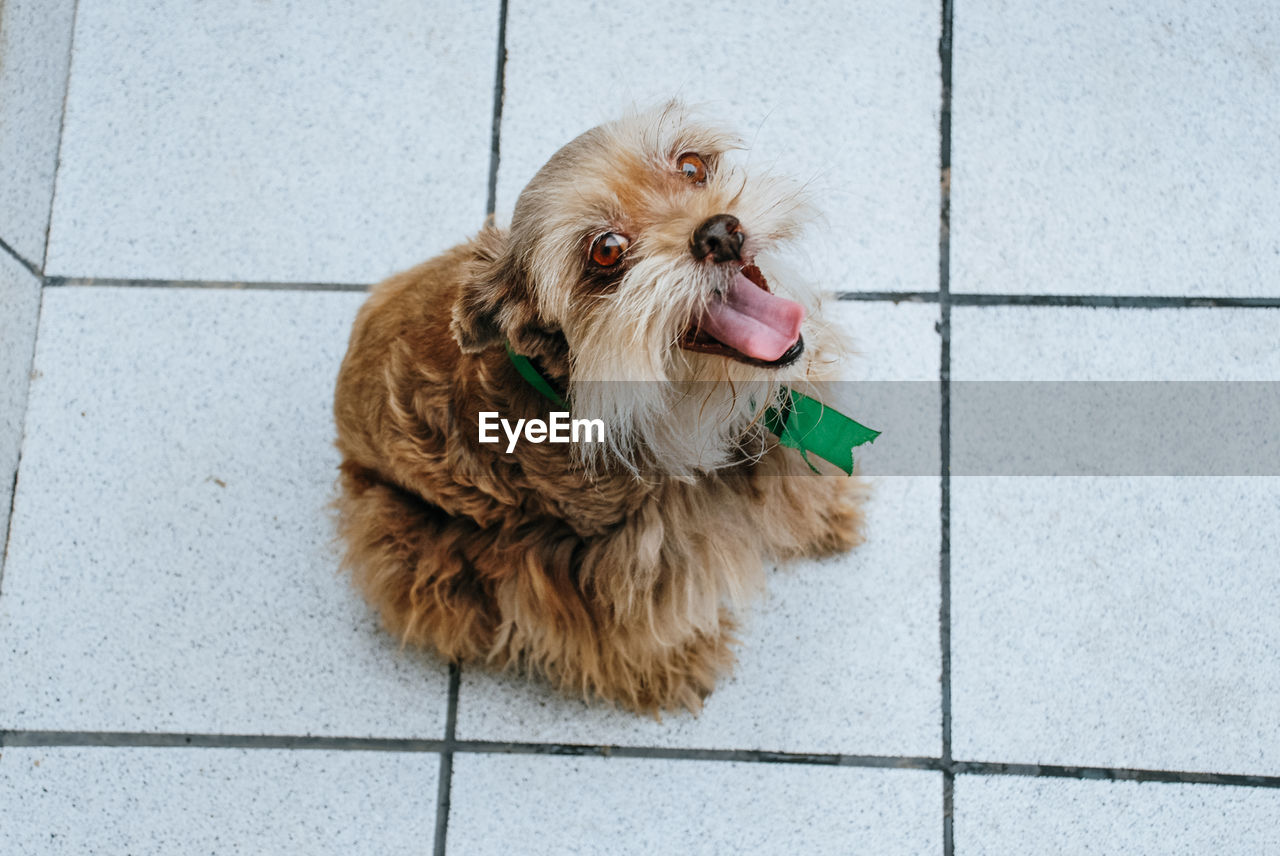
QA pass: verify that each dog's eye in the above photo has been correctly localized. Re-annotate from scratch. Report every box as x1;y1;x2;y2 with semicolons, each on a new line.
677;152;708;184
589;232;629;267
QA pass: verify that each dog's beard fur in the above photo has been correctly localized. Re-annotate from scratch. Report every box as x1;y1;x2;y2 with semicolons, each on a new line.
459;101;836;478
567;253;829;478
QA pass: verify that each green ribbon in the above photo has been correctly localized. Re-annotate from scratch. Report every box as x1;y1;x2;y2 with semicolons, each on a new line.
762;388;881;475
505;342;566;407
505;342;879;474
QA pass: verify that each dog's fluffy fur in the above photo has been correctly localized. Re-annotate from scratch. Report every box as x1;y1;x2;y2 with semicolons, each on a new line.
333;102;865;714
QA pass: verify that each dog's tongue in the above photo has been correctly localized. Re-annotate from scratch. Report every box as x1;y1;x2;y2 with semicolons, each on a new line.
697;272;806;362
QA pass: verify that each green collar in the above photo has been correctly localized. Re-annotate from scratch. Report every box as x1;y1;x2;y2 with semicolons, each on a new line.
504;342;878;474
505;342;566;407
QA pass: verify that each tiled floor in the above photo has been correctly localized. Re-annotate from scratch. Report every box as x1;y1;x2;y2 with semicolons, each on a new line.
1;1;1277;854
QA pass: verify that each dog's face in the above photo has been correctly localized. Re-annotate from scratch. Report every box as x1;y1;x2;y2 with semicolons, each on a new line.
453;102;834;474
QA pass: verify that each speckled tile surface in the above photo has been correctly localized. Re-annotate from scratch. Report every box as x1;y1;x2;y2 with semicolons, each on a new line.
4;0;1279;850
455;303;942;757
0;253;42;556
952;476;1280;774
0;746;439;855
951;306;1280;382
0;287;450;736
44;0;500;283
955;775;1280;856
952;1;1280;296
496;0;940;295
448;754;941;856
951;306;1280;774
0;0;76;266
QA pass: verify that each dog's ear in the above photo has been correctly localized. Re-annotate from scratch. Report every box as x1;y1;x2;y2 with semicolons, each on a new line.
452;224;522;352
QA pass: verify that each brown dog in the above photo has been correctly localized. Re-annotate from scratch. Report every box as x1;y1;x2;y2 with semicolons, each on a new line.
333;102;865;714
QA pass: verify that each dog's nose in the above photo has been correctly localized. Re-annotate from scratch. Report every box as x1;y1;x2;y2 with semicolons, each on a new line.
690;214;744;263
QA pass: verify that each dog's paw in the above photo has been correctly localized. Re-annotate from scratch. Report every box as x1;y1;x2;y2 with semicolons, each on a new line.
805;498;866;557
644;667;719;719
597;620;738;717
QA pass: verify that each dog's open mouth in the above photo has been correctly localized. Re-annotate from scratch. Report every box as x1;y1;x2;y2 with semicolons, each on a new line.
680;264;806;368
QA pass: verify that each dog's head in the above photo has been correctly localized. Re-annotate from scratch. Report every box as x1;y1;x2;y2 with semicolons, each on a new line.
453;101;836;475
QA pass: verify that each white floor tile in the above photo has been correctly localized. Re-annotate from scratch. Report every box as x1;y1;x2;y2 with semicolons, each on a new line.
449;754;941;856
951;306;1280;774
0;746;438;855
955;774;1280;856
45;0;500;283
951;306;1280;382
0;0;76;265
0;287;450;736
952;476;1280;774
952;1;1280;296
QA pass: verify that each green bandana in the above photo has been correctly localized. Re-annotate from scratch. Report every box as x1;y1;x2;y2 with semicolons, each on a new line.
505;343;879;474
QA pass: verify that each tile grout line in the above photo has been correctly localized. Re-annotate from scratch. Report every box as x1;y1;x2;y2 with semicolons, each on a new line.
0;236;42;279
950;761;1280;789
0;730;940;767
432;664;461;856
836;290;941;302
37;275;1280;308
0;466;18;593
938;0;955;854
0;731;451;752
43;275;371;292
948;293;1280;308
433;3;508;851
0;288;46;597
484;0;510;220
5;729;1279;789
40;0;80;276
